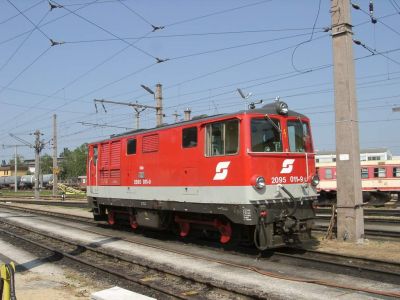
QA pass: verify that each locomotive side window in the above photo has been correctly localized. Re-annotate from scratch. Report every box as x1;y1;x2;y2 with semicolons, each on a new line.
251;118;282;152
374;167;386;178
206;120;239;156
127;138;137;155
287;120;312;152
182;127;197;148
361;168;369;178
393;167;400;177
93;146;98;166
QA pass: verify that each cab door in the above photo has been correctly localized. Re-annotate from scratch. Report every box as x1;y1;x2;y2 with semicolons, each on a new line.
89;145;98;194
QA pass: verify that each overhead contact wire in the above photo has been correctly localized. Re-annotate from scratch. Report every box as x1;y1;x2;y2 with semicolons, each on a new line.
0;10;50;73
51;0;158;60
165;0;272;28
0;46;52;96
6;0;52;41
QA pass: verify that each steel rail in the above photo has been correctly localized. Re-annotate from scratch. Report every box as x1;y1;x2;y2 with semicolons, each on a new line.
316;207;400;217
273;248;400;278
0;199;87;208
0;204;399;298
313;224;400;239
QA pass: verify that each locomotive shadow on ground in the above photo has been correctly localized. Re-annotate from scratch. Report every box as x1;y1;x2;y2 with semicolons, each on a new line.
86;236;122;249
14;252;64;272
67;237;123;258
95;222;321;259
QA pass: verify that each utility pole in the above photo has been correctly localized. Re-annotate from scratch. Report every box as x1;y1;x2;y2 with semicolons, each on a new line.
155;83;163;126
1;144;29;192
14;146;17;192
134;106;146;130
141;83;164;126
33;130;44;201
52;114;58;197
331;0;364;242
172;111;181;123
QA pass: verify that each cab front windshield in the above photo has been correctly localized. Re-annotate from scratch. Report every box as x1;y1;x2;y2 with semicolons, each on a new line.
251;118;282;152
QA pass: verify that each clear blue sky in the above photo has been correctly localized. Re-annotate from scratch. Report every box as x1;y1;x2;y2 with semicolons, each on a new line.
0;0;399;162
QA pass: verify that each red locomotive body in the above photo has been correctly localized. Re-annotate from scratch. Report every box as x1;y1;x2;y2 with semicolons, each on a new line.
87;101;318;249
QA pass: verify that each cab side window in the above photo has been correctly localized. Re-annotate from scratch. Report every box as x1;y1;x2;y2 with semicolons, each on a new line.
206;120;239;156
127;138;137;155
182;127;197;148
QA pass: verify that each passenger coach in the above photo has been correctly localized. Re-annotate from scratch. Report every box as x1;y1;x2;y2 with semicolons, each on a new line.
87;101;319;249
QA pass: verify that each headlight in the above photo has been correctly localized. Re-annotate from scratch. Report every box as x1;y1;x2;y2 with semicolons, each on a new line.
275;101;288;115
255;176;266;189
311;174;320;186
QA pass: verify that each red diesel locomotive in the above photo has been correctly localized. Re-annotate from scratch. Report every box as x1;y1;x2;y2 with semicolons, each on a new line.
87;101;319;249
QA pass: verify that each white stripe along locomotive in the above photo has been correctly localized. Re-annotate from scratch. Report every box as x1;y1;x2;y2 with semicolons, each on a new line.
87;101;319;249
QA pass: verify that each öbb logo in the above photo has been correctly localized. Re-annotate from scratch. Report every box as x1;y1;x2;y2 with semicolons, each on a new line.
280;159;295;174
213;161;231;180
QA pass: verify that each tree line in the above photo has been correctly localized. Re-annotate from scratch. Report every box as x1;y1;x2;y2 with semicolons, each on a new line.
7;144;88;180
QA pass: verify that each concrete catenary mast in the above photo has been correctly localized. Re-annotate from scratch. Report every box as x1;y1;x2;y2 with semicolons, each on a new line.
331;0;364;242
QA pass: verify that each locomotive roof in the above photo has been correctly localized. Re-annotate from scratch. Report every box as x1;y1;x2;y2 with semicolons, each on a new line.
94;102;307;143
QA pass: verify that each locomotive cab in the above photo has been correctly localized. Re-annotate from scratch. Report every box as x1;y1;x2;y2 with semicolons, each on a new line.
243;102;317;249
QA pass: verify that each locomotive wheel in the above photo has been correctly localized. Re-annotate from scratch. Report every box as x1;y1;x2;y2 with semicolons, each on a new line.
221;223;243;249
178;221;190;237
129;214;138;230
217;220;232;244
107;211;115;225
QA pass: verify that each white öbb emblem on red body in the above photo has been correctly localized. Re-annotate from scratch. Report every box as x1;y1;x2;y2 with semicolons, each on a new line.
280;159;295;174
213;161;231;180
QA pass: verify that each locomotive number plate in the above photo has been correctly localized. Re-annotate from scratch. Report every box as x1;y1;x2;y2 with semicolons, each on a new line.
133;179;152;185
289;176;306;183
271;176;306;184
271;176;286;184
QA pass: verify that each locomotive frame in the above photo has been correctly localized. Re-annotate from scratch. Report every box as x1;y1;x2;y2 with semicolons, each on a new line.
87;102;318;249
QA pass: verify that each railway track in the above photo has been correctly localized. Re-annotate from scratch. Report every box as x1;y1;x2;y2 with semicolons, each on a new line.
0;200;400;240
0;220;249;300
2;198;399;217
0;204;399;298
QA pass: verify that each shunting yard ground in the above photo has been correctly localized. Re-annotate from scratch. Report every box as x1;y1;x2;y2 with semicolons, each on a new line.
0;200;400;299
0;238;110;299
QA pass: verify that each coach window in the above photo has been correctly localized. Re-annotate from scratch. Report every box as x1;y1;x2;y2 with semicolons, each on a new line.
127;138;137;155
206;120;239;156
182;127;197;148
361;168;369;179
325;168;333;179
393;167;400;178
374;167;386;178
251;118;282;152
